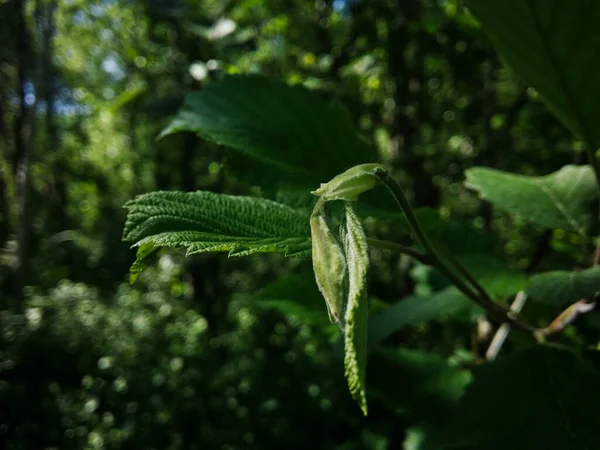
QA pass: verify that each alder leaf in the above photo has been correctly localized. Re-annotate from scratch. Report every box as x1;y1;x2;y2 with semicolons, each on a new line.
469;0;600;147
465;165;598;235
526;266;600;306
159;75;376;188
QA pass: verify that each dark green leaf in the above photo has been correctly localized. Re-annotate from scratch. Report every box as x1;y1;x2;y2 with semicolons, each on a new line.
469;0;600;146
431;345;600;450
367;290;474;354
368;349;471;423
160;75;376;187
465;165;597;235
123;191;311;279
526;267;600;306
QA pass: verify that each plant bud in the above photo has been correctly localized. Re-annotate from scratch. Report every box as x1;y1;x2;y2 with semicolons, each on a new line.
311;163;385;202
310;203;347;325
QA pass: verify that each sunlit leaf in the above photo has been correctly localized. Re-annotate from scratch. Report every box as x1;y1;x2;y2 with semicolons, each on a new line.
160;75;376;188
465;165;597;235
310;201;347;325
341;204;370;416
123;191;311;279
311;163;384;202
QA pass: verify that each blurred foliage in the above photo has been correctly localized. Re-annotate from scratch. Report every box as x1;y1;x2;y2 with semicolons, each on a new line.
1;0;599;448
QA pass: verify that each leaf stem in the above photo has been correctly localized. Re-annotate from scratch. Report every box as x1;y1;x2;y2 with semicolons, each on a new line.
436;243;504;309
375;168;537;336
486;291;528;360
366;238;430;264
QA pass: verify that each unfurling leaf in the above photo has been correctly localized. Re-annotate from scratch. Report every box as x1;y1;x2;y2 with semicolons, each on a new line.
341;203;370;416
123;191;311;280
310;200;347;325
311;163;385;202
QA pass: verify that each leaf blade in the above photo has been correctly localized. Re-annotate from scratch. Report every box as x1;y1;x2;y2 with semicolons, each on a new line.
526;267;600;306
469;0;600;146
123;191;312;279
160;75;376;187
465;165;597;235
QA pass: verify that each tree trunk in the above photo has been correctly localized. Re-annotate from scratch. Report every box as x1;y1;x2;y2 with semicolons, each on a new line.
388;0;439;208
12;0;33;310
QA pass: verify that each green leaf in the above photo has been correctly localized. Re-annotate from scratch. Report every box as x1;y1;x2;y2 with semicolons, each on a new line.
468;0;600;146
431;345;600;450
310;202;347;325
465;165;598;235
341;204;370;416
159;75;376;187
123;191;311;278
367;289;474;353
526;266;600;306
311;163;384;202
128;241;160;284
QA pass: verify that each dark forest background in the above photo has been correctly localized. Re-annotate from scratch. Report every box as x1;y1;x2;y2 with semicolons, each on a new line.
0;0;588;449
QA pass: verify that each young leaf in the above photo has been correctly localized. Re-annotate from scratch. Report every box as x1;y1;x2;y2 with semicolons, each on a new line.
123;191;311;278
341;204;370;416
311;163;385;202
468;0;600;147
159;75;376;187
526;267;600;306
465;165;598;235
430;345;600;450
129;241;160;284
310;202;347;325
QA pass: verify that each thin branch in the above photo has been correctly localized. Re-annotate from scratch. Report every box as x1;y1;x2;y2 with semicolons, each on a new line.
375;169;537;336
366;238;430;264
375;169;436;256
486;291;528;360
437;243;502;309
537;299;596;338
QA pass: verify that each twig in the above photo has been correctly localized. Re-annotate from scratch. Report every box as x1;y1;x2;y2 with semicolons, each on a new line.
375;169;537;336
486;291;528;360
437;243;503;309
366;238;430;264
537;299;596;338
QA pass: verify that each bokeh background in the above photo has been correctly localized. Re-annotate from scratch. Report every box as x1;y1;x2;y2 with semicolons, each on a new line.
0;0;588;449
